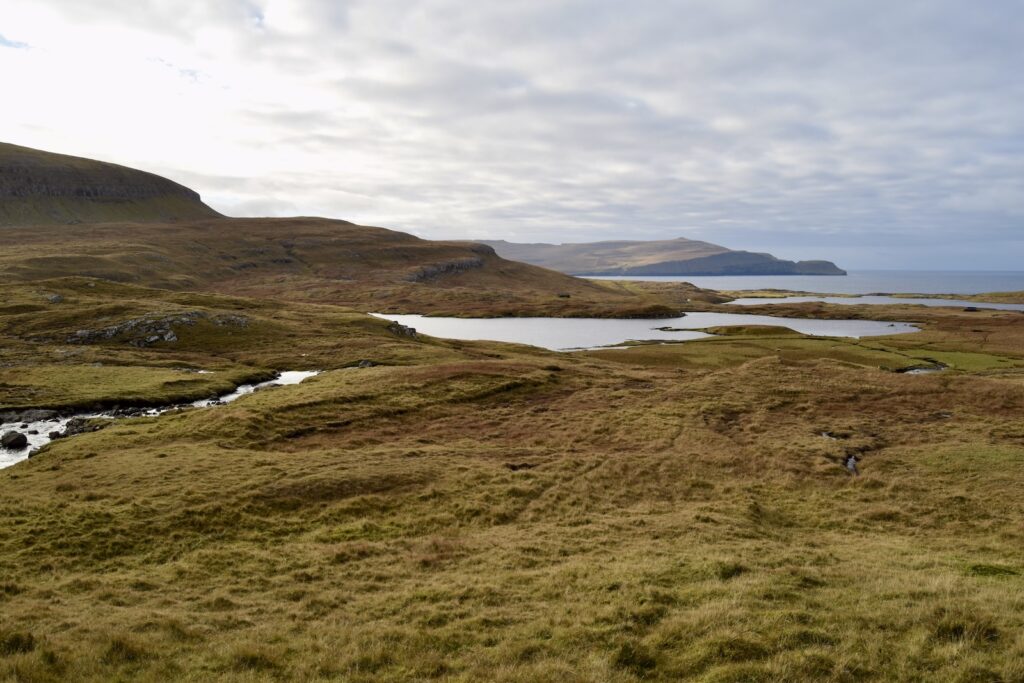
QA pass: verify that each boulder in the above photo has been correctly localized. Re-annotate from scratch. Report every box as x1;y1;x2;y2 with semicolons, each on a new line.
1;431;29;449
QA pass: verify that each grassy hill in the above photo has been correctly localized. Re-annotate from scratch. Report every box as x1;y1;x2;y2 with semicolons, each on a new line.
0;278;1023;681
1;145;1023;682
0;143;721;316
0;142;222;225
483;238;846;276
0;217;720;317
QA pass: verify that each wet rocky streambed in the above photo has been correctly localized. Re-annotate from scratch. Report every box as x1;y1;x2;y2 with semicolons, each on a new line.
0;371;320;468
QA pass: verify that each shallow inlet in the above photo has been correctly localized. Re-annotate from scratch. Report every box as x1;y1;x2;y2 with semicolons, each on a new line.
371;313;918;351
0;371;320;469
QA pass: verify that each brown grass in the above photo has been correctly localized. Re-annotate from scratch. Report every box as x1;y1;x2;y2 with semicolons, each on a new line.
0;250;1022;681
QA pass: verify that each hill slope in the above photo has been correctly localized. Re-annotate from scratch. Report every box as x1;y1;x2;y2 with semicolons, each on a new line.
483;237;846;276
0;141;222;225
0;217;717;316
0;143;720;316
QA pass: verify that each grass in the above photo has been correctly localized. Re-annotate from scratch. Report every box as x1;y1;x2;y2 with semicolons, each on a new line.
0;141;222;226
583;331;1024;373
0;218;719;317
0;255;1022;680
2;333;1024;680
0;364;268;411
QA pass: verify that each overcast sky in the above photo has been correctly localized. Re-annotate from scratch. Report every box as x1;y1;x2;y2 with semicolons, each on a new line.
2;1;1022;269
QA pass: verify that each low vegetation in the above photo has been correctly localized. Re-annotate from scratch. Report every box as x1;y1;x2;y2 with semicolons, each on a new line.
0;218;725;318
1;272;1023;681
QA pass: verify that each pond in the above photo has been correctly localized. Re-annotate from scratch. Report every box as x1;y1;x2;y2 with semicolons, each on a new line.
372;313;918;352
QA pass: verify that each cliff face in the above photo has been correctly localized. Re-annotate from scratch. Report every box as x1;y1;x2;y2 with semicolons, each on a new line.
617;251;846;276
484;238;846;276
0;142;222;226
481;238;730;274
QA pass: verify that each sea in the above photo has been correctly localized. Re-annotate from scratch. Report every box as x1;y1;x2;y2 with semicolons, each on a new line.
585;270;1024;296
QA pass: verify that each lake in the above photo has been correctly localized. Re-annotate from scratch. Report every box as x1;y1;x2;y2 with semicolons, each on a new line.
372;313;918;351
586;270;1024;296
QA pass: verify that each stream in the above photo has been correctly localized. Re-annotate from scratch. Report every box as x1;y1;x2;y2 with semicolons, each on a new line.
0;371;320;469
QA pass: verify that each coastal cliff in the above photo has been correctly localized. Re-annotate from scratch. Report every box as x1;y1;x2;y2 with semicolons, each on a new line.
483;237;846;276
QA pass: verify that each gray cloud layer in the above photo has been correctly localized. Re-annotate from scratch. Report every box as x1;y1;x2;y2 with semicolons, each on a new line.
4;0;1023;268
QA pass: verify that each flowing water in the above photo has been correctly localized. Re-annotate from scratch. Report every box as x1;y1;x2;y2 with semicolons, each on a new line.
0;371;320;469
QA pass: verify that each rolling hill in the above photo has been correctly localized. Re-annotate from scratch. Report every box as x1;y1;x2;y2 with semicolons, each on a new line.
0;216;718;316
483;237;846;276
3;144;1024;683
0;142;721;316
0;141;222;225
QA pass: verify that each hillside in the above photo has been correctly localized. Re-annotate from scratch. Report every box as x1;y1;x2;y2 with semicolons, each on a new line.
483;237;846;276
0;217;718;316
1;144;1024;682
2;277;1024;681
0;141;222;225
0;142;721;317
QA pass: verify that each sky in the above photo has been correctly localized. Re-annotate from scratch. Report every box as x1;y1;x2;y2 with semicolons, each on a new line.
1;1;1022;269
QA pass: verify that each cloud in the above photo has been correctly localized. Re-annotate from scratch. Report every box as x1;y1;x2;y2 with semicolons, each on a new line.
0;33;29;48
1;0;1022;268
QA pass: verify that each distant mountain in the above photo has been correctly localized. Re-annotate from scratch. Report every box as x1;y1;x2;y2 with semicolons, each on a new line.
0;141;222;226
482;237;846;276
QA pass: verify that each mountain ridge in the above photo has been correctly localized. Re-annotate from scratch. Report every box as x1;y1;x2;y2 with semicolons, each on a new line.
482;237;846;276
0;141;222;225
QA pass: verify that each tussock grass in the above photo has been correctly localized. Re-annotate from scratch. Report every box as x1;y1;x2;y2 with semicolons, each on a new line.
0;276;1023;680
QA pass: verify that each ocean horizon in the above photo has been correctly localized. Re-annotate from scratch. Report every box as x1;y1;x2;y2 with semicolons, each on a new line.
585;270;1024;296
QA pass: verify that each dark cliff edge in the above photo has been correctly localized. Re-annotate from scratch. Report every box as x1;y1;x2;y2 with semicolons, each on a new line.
485;238;846;277
0;141;222;226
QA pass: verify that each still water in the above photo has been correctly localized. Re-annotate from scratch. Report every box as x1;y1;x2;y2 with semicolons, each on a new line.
373;313;917;351
586;271;1024;296
727;295;1024;312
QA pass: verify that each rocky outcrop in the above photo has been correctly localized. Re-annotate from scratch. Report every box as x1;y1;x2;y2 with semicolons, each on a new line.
67;311;249;347
0;141;222;225
405;257;485;282
51;417;105;440
386;322;417;338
